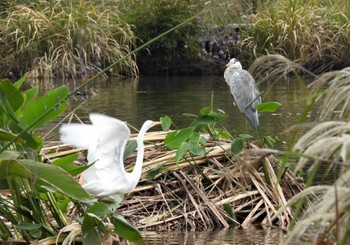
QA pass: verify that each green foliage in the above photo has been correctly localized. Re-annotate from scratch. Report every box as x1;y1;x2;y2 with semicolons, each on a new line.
0;76;144;244
256;102;281;112
164;105;228;162
119;0;201;75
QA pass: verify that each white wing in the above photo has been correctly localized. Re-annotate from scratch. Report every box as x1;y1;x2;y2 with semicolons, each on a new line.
60;113;131;193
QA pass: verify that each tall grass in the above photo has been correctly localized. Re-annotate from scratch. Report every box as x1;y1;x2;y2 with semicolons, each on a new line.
0;1;137;78
251;54;350;244
238;0;350;73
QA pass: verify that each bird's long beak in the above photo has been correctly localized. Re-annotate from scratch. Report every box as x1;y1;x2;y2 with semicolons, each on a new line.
152;121;162;127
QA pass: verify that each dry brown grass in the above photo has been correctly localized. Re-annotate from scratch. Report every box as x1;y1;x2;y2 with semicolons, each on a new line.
44;130;305;231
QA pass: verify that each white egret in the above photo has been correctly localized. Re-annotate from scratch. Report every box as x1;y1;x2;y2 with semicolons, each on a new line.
60;113;160;197
224;58;261;130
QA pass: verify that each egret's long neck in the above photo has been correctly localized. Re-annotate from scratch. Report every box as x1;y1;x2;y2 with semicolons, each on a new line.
131;124;149;181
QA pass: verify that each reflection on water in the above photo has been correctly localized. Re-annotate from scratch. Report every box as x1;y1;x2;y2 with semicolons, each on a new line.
141;228;284;245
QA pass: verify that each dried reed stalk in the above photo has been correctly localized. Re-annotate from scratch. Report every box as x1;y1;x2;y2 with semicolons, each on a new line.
43;131;305;231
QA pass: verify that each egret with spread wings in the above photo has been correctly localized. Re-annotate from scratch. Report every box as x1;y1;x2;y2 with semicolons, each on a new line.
60;113;160;197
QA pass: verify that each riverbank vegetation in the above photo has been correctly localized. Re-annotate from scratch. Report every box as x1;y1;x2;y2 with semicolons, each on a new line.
1;0;349;78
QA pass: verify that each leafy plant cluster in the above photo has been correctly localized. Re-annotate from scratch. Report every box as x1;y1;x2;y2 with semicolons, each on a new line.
0;77;146;244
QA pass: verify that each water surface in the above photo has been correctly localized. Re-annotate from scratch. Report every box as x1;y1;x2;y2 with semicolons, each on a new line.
51;75;315;145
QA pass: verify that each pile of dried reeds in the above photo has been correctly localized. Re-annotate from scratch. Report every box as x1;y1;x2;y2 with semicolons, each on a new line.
43;131;305;231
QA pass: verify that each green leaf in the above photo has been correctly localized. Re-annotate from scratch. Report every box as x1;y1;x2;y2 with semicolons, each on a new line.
0;159;92;203
86;203;110;218
196;115;216;124
82;213;103;245
208;111;227;121
147;162;166;181
256;102;281;113
0;151;20;160
239;134;254;140
231;138;244;156
223;203;236;225
111;215;145;245
0;79;24;112
124;140;137;160
16;223;42;230
164;127;193;150
0;129;24;144
21;86;39;109
176;142;190;162
13;74;27;89
52;153;89;176
160;116;172;131
21;86;68;131
200;106;212;115
182;113;198;118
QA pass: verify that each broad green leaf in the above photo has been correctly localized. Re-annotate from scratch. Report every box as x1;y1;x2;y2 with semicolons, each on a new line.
86;203;110;218
82;213;103;245
200;106;212;115
160;116;172;131
52;153;89;176
21;86;68;131
176;142;190;162
0;129;24;144
7;123;42;151
21;86;39;109
13;74;27;89
196;115;216;124
231;138;244;156
208;111;227;121
124;140;137;160
0;151;20;160
164;127;193;150
188;133;207;156
188;132;203;149
147;162;166;181
0;79;24;112
256;102;281;113
0;159;92;203
111;215;145;245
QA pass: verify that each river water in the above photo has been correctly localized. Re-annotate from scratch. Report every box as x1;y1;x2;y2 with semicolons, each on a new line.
47;75;315;144
41;75;315;244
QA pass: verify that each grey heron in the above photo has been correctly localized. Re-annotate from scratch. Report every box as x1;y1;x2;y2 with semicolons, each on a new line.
224;58;261;130
60;114;160;197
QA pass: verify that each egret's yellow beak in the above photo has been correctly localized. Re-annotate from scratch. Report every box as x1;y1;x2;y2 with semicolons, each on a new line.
152;121;162;127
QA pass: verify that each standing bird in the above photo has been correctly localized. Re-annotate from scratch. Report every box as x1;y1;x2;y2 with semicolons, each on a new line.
60;114;160;197
224;58;261;130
